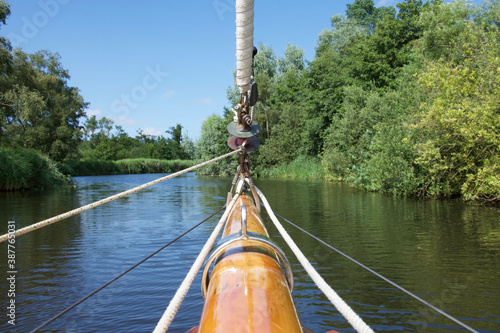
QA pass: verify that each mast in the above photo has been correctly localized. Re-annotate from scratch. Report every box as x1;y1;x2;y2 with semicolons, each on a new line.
196;1;304;331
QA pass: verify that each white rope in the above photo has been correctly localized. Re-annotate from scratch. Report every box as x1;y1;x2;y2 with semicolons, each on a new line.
0;150;241;243
275;213;481;333
235;0;254;94
152;194;240;333
254;186;375;333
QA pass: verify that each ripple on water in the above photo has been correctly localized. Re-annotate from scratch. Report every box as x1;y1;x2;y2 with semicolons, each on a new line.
0;174;499;333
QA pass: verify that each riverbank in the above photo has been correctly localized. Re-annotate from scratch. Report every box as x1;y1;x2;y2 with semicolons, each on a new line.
58;158;194;177
258;156;326;180
0;147;194;190
0;148;71;191
257;155;499;203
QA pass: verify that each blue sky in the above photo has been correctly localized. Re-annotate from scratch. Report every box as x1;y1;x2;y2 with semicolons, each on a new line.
2;0;402;140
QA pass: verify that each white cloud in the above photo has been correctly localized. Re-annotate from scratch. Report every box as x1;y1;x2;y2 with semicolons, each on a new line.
376;0;394;6
163;90;175;98
141;127;163;136
191;98;215;105
86;109;102;117
109;116;143;126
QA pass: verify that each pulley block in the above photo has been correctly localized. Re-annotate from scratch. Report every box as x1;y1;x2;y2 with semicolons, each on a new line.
227;135;260;152
227;121;260;138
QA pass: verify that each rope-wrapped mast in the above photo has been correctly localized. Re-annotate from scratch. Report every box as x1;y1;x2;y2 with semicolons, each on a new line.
228;0;260;140
235;0;254;95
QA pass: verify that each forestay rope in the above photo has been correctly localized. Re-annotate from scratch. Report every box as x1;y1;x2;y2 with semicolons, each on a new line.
8;0;475;332
254;186;375;333
152;194;240;333
0;149;241;243
29;206;226;333
274;212;481;333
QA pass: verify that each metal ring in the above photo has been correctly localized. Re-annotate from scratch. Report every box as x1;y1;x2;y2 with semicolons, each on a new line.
201;232;294;299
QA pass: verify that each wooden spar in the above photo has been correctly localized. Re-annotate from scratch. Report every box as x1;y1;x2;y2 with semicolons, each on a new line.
197;194;303;332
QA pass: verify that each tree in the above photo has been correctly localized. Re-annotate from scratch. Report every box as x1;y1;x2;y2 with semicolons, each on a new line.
196;114;232;175
346;0;396;33
84;115;98;143
1;49;88;161
0;1;13;141
166;124;190;160
98;117;113;138
277;44;305;77
414;14;500;200
316;15;366;55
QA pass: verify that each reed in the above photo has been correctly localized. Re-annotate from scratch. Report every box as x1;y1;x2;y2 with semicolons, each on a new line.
114;159;193;174
58;158;194;176
0;148;71;190
58;159;119;176
259;156;326;180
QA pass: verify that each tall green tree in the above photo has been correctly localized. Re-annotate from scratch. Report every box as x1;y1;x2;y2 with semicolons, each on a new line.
1;49;88;161
346;0;396;33
166;124;190;160
413;3;500;200
196;114;232;175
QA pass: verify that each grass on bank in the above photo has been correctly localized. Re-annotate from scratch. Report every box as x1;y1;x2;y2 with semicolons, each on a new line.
58;158;194;177
0;147;71;190
115;159;193;174
258;156;326;180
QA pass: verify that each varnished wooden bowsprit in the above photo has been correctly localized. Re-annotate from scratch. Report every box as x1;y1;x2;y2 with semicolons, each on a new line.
197;195;303;333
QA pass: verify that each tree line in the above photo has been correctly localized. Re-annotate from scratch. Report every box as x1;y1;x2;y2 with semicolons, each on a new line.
1;0;499;201
0;1;194;168
197;0;500;201
80;117;194;161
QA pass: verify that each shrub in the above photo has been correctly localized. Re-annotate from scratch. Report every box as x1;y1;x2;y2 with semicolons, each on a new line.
0;147;70;190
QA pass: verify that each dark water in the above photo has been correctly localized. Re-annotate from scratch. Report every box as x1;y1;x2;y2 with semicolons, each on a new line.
0;173;499;333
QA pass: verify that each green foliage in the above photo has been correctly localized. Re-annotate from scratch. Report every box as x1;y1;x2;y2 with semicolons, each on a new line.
253;43;278;80
346;0;396;33
213;0;500;202
258;104;303;166
316;15;366;55
351;91;425;196
414;20;500;200
58;159;119;176
0;147;70;190
58;158;193;177
323;85;388;179
196;114;234;175
114;159;192;175
0;49;88;161
259;155;326;180
0;1;10;25
76;116;194;162
416;0;475;62
166;124;191;160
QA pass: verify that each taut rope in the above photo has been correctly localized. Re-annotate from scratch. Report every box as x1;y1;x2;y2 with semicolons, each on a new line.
0;150;241;243
152;194;240;333
275;212;480;333
29;206;226;333
255;186;375;333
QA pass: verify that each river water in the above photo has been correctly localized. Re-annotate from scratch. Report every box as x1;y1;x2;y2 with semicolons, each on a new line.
0;173;499;333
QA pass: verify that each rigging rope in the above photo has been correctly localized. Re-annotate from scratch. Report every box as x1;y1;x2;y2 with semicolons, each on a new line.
254;186;375;333
0;150;241;243
153;194;240;333
274;213;480;333
29;206;226;333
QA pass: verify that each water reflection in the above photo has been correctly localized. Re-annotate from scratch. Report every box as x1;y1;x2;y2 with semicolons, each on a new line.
256;178;500;332
0;174;498;332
